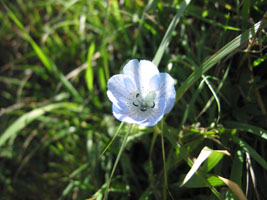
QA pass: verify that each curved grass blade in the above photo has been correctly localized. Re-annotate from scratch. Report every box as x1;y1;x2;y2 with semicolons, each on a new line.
202;75;221;123
224;121;267;140
0;102;79;147
175;18;267;104
196;65;230;121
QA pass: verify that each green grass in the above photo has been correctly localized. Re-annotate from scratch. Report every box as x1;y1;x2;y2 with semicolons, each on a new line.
1;0;267;199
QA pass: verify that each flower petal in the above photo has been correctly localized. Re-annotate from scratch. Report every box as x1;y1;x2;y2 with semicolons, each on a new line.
141;99;166;126
107;74;136;111
157;73;176;114
112;104;146;124
149;74;160;91
107;59;176;127
123;59;159;92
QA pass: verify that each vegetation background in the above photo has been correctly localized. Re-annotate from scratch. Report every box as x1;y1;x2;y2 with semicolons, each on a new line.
0;0;266;199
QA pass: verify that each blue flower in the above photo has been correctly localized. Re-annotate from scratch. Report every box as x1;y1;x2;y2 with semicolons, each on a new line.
107;59;176;127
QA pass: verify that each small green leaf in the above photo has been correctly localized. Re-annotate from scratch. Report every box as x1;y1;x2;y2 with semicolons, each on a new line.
183;174;225;188
201;151;226;172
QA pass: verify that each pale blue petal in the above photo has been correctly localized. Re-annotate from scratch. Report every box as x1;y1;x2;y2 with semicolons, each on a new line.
141;99;166;126
164;86;176;114
149;74;160;91
107;60;175;127
112;104;146;124
157;73;176;114
107;74;136;110
123;59;159;91
123;77;136;92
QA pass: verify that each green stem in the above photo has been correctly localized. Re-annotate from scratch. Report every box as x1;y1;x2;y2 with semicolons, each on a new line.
98;122;124;159
103;124;134;200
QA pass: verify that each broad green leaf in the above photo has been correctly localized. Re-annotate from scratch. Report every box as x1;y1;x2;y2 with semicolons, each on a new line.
0;102;79;147
181;146;229;186
201;150;230;173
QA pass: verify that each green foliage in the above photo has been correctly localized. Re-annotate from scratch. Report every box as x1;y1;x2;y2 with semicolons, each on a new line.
0;0;267;200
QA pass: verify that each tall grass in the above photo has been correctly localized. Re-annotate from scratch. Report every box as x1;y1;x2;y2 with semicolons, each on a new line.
0;0;267;199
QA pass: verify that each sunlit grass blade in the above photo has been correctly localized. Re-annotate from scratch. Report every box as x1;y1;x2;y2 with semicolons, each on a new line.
175;19;266;103
232;136;267;170
85;42;95;93
0;102;79;147
225;121;267;140
152;0;191;66
4;4;82;102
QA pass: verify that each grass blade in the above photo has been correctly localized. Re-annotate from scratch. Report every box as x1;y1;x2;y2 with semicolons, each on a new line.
175;19;266;103
152;0;191;66
224;121;267;140
5;4;82;102
233;136;267;170
0;102;79;147
104;124;134;200
86;42;96;93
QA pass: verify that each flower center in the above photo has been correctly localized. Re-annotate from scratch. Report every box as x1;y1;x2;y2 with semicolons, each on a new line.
132;91;156;112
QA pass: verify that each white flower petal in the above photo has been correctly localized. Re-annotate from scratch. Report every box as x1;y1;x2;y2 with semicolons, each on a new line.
123;59;159;92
